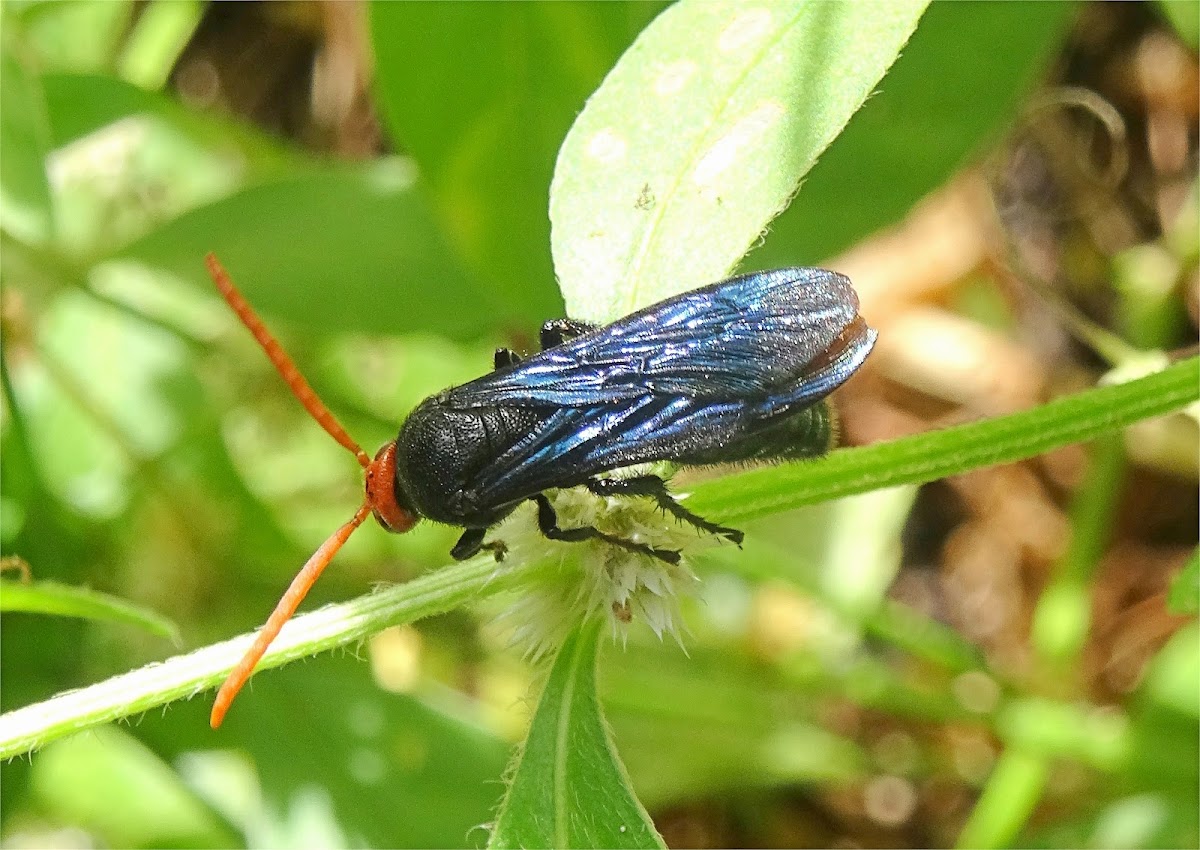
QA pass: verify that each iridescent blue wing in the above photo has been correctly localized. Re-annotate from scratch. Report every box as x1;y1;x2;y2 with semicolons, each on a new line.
445;268;863;407
460;323;876;507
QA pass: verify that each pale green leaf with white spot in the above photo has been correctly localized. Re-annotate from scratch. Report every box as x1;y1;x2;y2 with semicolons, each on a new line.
550;0;928;322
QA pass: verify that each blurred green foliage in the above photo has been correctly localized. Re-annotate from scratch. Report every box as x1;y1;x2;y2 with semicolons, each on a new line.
1;2;1196;849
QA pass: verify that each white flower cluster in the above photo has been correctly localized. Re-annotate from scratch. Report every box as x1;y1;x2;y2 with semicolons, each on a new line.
493;482;717;660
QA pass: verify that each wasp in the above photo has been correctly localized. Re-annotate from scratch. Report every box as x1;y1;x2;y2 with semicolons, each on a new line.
204;257;875;726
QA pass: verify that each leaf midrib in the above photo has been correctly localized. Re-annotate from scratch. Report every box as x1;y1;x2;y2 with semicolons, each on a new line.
553;625;590;847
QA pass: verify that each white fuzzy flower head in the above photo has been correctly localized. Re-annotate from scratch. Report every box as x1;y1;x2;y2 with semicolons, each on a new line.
492;474;724;660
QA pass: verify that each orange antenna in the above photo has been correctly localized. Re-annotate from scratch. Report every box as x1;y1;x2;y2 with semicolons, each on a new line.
210;502;371;728
205;254;370;469
205;254;378;728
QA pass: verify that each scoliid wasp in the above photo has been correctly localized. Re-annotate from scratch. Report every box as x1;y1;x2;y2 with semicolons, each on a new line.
204;255;875;726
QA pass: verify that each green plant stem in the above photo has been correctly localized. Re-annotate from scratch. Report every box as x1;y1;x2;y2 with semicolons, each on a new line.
867;598;985;674
0;342;40;489
1031;434;1126;669
0;551;545;760
955;749;1049;849
686;356;1199;523
1;358;1195;760
995;696;1130;772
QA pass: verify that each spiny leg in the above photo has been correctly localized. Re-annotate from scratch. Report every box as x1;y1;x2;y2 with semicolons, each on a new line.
531;493;680;564
451;527;508;561
585;475;744;545
539;318;598;350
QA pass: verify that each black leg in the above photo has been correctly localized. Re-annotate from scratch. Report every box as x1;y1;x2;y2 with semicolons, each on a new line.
493;348;521;370
451;527;507;561
451;527;484;560
586;475;744;546
531;493;680;564
540;318;598;350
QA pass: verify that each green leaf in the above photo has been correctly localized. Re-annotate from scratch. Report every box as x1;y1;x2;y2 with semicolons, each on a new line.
370;3;664;323
746;1;1078;268
136;654;512;850
604;646;868;808
41;71;188;144
549;0;927;322
16;290;187;522
37;72;310;260
0;47;55;245
1110;624;1199;845
41;72;302;177
109;162;500;336
1159;0;1199;48
1;578;180;643
490;621;664;850
687;356;1200;524
1168;549;1199;616
1140;621;1199;721
7;0;133;74
28;725;239;848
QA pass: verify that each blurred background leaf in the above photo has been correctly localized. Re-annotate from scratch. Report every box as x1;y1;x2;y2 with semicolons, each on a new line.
1;47;56;246
744;1;1079;270
0;578;181;641
371;3;666;324
138;654;513;850
1167;548;1198;615
111;162;498;336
